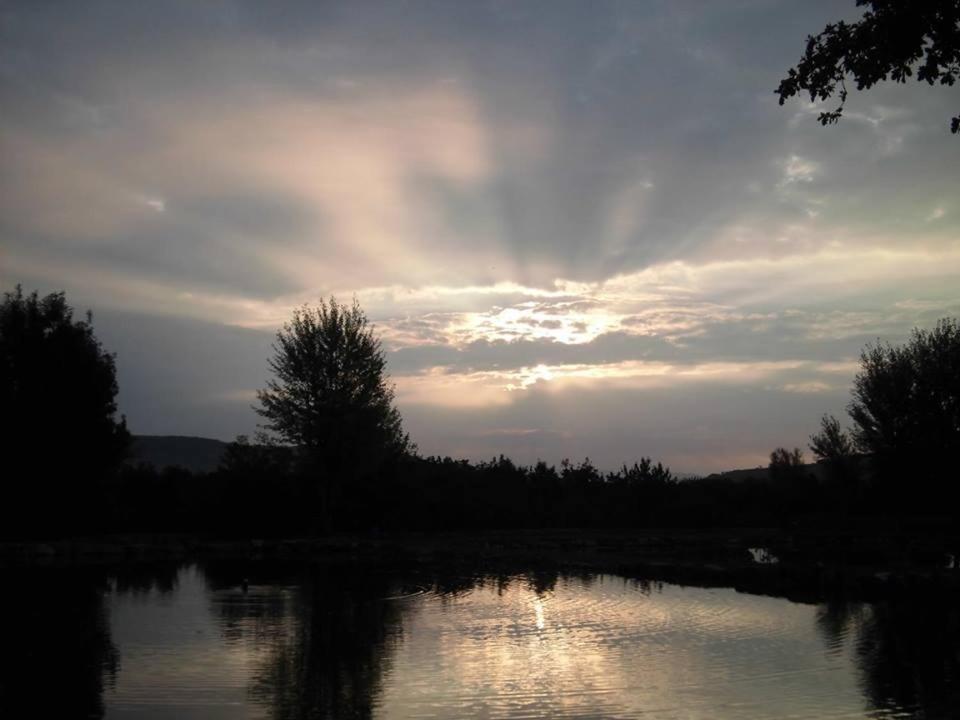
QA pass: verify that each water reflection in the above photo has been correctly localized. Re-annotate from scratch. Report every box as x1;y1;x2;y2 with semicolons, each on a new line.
818;593;960;718
0;567;117;718
0;562;956;719
204;562;414;720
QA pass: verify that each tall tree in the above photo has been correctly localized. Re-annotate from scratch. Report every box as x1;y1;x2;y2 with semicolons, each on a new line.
0;286;129;535
848;318;960;500
255;298;411;529
776;1;960;134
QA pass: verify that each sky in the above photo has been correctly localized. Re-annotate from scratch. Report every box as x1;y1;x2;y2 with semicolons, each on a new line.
1;0;958;474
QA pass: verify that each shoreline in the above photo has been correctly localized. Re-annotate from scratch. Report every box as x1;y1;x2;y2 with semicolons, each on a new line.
3;528;958;602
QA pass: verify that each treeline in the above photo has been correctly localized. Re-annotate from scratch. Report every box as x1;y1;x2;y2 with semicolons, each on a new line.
61;443;951;538
3;287;958;539
9;429;954;539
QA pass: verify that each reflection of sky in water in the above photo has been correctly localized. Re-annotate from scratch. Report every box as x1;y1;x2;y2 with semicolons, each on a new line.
101;567;932;719
105;567;267;720
381;577;866;719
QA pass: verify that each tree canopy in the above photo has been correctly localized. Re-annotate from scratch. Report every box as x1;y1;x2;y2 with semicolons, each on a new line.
769;446;806;484
255;297;411;472
0;286;129;534
809;414;855;463
776;0;960;133
848;317;960;487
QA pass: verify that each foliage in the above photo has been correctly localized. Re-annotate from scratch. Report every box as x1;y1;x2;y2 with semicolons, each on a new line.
256;297;410;461
220;433;294;478
103;437;955;535
809;414;862;504
613;458;675;487
770;446;805;468
254;298;411;529
809;414;855;462
0;286;129;535
848;317;960;486
776;0;960;133
768;446;807;484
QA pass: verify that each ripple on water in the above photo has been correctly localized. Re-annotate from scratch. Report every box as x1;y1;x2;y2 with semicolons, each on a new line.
379;575;887;720
97;566;944;720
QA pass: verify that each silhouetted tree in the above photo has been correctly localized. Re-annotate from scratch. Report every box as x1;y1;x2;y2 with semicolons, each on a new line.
777;1;960;133
809;414;860;509
215;434;300;533
810;414;855;462
220;433;295;481
255;298;412;530
848;317;960;501
0;286;129;536
616;457;675;487
770;446;804;468
769;447;806;483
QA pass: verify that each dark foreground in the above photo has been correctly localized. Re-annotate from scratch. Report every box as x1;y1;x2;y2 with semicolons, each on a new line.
3;527;958;597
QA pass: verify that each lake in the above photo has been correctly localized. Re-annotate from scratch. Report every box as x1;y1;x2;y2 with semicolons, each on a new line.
1;560;956;719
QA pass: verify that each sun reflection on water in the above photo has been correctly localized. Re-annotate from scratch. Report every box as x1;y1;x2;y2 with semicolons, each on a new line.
532;595;546;631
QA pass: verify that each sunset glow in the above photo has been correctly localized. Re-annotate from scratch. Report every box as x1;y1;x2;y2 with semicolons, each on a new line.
2;0;958;473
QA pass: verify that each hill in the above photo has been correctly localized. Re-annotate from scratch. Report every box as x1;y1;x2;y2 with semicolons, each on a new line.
702;456;871;484
129;435;229;473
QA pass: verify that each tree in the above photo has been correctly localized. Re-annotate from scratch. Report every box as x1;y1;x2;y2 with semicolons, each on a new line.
769;446;806;483
615;458;675;487
776;1;960;134
847;317;960;492
255;297;411;528
809;414;860;504
809;414;855;462
0;286;129;535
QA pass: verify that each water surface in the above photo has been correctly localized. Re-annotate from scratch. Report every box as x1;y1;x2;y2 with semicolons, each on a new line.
1;562;956;719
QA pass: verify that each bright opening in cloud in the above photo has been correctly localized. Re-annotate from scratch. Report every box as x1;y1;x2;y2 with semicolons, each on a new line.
2;0;958;472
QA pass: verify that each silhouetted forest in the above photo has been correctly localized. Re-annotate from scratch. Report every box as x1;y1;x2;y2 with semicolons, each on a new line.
6;442;943;539
3;287;958;538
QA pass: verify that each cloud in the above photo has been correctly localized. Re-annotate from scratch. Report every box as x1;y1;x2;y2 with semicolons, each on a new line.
2;85;499;295
138;195;166;213
3;0;959;473
781;381;832;394
778;154;819;187
395;358;819;407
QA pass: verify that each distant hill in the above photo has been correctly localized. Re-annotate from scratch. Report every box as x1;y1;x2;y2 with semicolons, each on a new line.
701;465;772;483
702;464;831;484
702;457;869;484
128;435;229;473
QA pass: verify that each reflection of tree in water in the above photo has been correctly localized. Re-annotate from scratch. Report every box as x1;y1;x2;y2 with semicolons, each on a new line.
817;592;959;718
203;563;574;719
857;593;959;718
814;599;866;656
110;560;181;595
206;562;418;720
525;569;558;596
0;567;117;718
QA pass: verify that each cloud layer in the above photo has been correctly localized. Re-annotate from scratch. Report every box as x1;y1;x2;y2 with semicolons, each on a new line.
2;0;958;472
